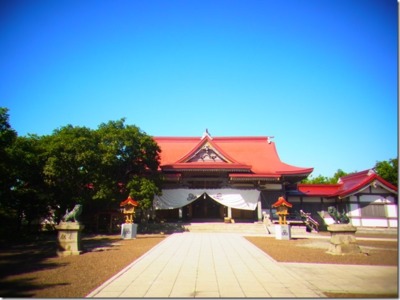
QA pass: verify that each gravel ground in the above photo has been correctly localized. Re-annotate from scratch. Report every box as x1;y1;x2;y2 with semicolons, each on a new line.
245;236;398;266
0;234;165;298
0;232;397;298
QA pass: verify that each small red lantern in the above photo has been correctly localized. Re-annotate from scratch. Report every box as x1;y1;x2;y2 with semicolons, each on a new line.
120;196;139;224
272;196;292;225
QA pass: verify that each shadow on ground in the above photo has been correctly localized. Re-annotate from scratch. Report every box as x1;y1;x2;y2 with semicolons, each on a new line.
0;233;130;297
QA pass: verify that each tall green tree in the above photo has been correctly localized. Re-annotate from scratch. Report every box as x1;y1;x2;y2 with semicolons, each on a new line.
41;119;162;223
0;108;17;198
0;108;18;234
1;108;163;233
7;135;50;230
42;125;100;221
95;119;162;222
0;109;50;234
375;158;398;186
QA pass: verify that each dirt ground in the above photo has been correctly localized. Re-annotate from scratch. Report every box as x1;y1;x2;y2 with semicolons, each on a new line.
0;232;397;298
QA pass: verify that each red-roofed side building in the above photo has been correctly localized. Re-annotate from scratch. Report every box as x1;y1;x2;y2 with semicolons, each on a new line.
287;169;398;228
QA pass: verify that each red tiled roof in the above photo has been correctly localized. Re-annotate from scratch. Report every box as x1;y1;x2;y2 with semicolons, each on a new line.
336;169;397;198
153;135;313;177
297;169;398;198
272;196;293;208
120;196;139;207
297;184;342;196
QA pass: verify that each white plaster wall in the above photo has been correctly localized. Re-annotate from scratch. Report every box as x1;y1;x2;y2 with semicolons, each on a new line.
385;195;396;203
348;203;360;216
386;204;398;218
302;197;321;203
371;185;393;194
361;219;388;227
288;197;301;203
322;216;335;225
389;219;398;227
349;195;358;202
351;218;361;226
359;194;385;203
263;184;282;190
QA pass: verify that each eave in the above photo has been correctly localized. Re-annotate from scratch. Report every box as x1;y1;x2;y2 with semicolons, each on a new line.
161;162;252;172
278;168;314;176
229;173;281;182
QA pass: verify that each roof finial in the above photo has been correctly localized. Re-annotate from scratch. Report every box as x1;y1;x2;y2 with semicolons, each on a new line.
201;128;212;140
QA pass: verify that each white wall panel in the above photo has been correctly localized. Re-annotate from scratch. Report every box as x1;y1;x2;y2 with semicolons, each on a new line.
288;197;301;203
351;219;361;226
386;204;398;217
302;197;321;203
359;195;384;203
361;219;388;227
348;204;360;216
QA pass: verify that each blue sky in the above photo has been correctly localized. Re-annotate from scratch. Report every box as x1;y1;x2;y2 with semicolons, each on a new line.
0;0;398;178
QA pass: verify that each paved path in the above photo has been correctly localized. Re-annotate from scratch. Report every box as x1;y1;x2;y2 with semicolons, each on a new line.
86;233;398;298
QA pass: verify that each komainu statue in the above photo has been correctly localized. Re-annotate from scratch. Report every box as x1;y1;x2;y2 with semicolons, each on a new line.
327;206;349;224
61;204;83;223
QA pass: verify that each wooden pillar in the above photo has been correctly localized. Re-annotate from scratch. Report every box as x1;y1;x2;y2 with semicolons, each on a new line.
227;207;232;218
257;199;262;221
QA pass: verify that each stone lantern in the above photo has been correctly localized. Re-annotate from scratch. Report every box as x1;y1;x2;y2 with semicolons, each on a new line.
120;196;139;239
272;196;292;240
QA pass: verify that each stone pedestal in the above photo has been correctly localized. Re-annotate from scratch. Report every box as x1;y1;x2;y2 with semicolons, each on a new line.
275;224;291;240
327;224;361;255
121;223;137;239
55;222;84;256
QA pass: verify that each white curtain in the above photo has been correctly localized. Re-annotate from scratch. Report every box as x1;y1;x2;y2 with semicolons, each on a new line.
154;188;260;211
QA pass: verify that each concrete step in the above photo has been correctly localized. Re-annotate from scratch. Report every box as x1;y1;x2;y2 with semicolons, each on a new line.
183;222;264;234
182;222;309;235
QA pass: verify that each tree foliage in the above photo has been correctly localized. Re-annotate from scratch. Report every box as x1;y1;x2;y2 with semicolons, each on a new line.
374;158;398;186
7;135;50;229
0;108;17;198
302;169;349;184
93;119;161;221
1;108;162;236
41;119;162;222
42;125;100;221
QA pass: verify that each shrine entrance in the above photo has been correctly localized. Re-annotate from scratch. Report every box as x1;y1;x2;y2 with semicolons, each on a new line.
190;193;224;220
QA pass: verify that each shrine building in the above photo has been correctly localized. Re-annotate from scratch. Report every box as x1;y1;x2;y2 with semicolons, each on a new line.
152;130;398;228
152;130;313;222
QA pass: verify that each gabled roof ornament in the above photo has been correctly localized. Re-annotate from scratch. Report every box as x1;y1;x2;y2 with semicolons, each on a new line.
201;128;212;140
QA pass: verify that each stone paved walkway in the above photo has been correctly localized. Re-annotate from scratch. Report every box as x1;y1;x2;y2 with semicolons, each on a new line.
86;232;398;298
